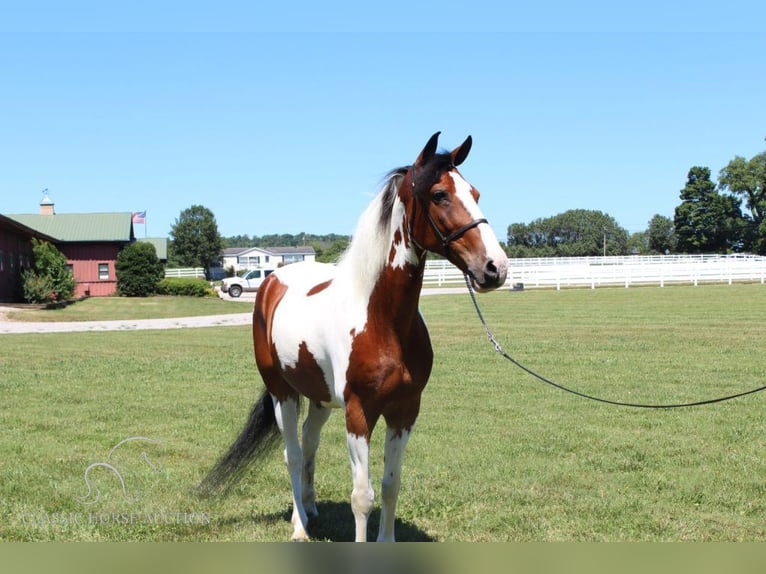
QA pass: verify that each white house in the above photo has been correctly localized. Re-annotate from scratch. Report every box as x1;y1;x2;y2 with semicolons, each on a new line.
222;246;316;273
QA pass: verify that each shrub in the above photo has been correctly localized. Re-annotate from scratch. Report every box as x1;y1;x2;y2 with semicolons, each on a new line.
21;271;55;303
156;277;216;297
22;239;75;303
116;242;165;297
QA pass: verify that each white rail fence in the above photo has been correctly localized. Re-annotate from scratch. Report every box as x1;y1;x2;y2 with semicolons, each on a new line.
423;255;766;290
166;256;766;290
164;267;207;279
164;267;227;279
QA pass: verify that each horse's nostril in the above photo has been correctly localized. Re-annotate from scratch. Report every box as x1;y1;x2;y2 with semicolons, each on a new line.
485;259;498;278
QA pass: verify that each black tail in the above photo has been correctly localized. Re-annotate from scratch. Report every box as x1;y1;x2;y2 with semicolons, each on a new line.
199;390;281;496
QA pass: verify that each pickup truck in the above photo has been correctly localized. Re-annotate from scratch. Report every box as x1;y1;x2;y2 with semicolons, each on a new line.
220;269;275;298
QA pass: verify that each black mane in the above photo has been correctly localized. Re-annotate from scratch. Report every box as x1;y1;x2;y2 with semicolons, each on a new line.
378;166;408;230
378;152;454;230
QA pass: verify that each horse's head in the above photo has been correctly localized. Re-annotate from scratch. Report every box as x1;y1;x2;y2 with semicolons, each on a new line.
406;132;508;292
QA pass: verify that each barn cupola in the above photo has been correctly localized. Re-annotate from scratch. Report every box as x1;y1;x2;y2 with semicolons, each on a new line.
40;190;54;215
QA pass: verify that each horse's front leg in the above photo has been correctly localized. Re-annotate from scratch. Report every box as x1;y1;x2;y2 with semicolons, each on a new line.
346;431;374;542
345;396;376;542
377;425;412;542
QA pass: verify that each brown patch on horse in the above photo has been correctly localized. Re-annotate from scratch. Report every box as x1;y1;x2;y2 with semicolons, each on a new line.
388;228;404;265
343;264;433;439
283;342;332;405
252;274;296;403
306;279;332;296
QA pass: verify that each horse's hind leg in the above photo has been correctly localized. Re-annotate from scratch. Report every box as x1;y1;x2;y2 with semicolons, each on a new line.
272;395;311;541
301;401;332;518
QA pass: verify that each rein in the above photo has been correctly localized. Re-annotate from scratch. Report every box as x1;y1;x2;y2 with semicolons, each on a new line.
463;274;766;409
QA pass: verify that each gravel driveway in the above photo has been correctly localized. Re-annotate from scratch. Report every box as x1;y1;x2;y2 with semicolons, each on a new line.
0;287;469;334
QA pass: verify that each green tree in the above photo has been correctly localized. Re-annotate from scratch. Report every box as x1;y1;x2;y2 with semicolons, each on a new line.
314;238;350;263
506;209;629;257
674;166;745;253
627;231;648;254
718;151;766;254
116;241;165;297
169;205;224;277
21;238;75;303
646;214;677;254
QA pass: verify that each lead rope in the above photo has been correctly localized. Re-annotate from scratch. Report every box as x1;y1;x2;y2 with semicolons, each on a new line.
463;274;766;409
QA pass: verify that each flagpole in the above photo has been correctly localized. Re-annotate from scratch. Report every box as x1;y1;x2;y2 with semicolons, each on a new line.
145;209;147;238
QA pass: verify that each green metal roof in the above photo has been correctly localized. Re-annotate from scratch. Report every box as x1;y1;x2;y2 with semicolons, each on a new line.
0;214;58;242
5;213;134;242
137;237;168;260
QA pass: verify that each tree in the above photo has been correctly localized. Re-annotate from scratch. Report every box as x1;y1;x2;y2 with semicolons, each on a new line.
627;231;648;254
506;209;629;257
646;214;677;254
21;238;75;303
222;232;350;249
718;151;766;254
314;238;349;263
116;241;165;297
169;205;224;277
674;166;745;253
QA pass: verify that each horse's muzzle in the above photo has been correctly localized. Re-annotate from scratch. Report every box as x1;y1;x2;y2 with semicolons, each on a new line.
469;257;508;293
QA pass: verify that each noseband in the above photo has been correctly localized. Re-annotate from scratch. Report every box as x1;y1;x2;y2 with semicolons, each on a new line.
408;165;488;256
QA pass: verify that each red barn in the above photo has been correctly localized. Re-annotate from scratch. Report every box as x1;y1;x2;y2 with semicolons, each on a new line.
0;214;59;302
4;195;135;299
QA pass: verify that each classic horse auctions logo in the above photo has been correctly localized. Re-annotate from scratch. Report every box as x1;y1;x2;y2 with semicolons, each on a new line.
16;435;213;530
75;436;161;505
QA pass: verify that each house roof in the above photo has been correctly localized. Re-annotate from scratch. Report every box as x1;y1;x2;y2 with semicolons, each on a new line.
6;213;134;243
268;246;316;255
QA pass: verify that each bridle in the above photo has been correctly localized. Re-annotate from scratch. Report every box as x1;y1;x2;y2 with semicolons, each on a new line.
407;164;488;257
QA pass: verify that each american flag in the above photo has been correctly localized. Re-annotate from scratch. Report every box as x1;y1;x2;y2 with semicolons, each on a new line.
132;211;146;224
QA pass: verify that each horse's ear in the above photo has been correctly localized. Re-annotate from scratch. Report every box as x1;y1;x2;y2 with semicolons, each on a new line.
451;135;472;167
415;132;441;167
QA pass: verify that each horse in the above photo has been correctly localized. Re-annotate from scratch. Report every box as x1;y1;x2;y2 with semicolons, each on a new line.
201;132;508;541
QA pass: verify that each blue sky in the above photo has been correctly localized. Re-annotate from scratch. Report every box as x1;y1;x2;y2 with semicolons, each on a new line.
2;3;765;242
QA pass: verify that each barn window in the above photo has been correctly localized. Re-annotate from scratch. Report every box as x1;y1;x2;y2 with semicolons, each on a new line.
98;263;109;280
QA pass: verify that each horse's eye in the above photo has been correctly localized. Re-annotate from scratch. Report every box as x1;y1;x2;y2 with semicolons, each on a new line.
431;190;450;204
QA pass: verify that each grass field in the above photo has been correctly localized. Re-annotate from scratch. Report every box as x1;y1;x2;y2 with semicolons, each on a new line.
2;283;766;541
2;295;248;322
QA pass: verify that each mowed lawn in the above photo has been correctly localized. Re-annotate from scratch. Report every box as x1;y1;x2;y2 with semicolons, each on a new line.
3;295;248;322
1;283;765;541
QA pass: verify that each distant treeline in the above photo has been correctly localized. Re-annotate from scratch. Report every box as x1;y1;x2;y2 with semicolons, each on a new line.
223;233;352;263
223;233;350;249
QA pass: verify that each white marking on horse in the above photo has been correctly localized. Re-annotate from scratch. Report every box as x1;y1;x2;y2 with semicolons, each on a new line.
449;171;508;277
388;196;419;269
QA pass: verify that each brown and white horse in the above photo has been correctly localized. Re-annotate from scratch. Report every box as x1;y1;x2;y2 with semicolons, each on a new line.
202;133;508;541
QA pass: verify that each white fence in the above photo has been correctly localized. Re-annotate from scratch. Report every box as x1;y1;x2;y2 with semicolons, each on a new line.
164;267;207;279
423;255;766;290
164;267;226;280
